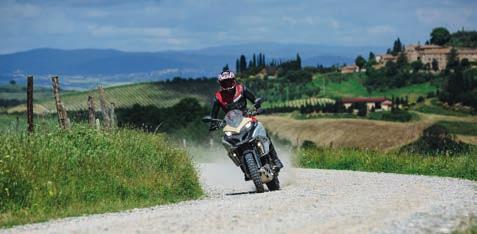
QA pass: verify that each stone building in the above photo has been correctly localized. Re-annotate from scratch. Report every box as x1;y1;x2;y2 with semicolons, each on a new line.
375;44;477;71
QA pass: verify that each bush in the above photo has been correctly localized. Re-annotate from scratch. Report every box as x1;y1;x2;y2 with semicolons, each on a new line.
400;124;472;155
301;140;317;149
0;127;202;227
368;109;416;122
417;96;425;103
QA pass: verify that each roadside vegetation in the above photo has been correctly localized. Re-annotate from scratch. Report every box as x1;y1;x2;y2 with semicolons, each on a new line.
297;123;477;181
298;146;477;181
0;126;202;227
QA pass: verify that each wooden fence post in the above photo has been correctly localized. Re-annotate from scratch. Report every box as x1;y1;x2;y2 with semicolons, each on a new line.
110;102;116;129
51;76;70;129
27;75;34;133
98;85;111;129
87;96;96;128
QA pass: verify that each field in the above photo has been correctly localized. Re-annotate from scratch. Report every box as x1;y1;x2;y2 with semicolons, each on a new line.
313;72;438;101
259;114;477;151
0;126;202;227
6;79;217;113
298;147;477;181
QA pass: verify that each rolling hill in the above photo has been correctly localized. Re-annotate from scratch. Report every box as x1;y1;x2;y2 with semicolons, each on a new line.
0;43;385;89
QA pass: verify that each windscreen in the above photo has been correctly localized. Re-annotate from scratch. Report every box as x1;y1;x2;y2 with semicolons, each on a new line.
224;110;244;128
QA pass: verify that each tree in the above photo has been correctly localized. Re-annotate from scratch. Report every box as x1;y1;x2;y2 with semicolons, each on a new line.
296;53;302;70
252;54;257;68
461;58;471;69
446;47;459;71
411;60;423;73
235;59;239;73
239;55;247;73
368;52;377;65
431;58;439;72
222;64;229;72
9;80;16;85
396;52;408;69
392;38;403;55
430;27;451;45
355;55;366;72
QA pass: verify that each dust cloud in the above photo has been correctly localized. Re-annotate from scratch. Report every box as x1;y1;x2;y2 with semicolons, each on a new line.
186;139;296;194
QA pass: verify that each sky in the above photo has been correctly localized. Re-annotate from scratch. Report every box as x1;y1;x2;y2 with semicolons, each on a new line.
0;0;476;54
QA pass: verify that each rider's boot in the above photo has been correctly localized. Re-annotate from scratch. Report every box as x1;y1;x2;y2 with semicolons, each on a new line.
269;142;284;172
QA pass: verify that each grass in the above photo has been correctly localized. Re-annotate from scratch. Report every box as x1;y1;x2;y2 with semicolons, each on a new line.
313;73;438;101
413;102;473;116
0;126;203;227
436;121;477;136
298;147;477;181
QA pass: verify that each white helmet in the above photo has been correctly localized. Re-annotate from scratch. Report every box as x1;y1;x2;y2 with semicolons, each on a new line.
217;71;236;90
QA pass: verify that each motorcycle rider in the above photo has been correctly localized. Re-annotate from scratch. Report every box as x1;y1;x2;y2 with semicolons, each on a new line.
209;70;284;172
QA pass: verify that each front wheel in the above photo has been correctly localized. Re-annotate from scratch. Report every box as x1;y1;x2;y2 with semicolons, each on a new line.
244;153;264;193
266;175;280;191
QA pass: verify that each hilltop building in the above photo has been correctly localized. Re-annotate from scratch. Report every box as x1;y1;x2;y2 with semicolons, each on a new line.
340;64;359;74
374;44;477;71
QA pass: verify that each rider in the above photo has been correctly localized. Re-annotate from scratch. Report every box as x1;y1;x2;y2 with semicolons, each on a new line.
210;70;284;172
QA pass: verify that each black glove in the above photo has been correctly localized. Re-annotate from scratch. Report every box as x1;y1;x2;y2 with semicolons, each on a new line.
209;124;218;132
254;100;262;109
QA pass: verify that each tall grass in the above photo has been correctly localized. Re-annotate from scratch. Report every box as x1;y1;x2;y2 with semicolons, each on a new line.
298;147;477;181
0;126;202;227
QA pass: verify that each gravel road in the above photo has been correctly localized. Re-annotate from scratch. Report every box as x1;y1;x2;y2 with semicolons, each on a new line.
2;161;477;234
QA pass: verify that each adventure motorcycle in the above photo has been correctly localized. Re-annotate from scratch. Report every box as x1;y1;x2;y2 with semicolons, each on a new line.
202;100;280;193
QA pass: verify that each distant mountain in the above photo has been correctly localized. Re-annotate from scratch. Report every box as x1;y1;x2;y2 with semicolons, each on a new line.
0;43;385;89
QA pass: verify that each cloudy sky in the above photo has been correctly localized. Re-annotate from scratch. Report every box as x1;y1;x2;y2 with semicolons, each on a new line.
0;0;476;54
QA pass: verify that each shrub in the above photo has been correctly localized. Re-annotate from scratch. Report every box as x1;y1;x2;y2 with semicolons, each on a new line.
417;96;425;103
301;140;317;149
400;124;471;155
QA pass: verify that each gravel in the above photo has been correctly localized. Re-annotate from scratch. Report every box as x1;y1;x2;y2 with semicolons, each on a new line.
2;162;476;234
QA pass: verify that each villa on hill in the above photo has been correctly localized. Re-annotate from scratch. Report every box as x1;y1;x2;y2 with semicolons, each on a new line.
375;44;477;71
342;44;477;73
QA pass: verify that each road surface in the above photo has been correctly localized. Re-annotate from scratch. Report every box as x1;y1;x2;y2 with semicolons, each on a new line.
2;162;477;234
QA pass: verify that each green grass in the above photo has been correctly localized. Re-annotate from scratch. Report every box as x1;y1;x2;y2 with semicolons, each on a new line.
298;147;477;181
413;101;473;116
0;126;203;227
313;73;438;101
436;121;477;136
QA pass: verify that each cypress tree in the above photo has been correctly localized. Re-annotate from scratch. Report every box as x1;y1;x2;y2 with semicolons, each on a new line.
240;55;247;73
296;53;302;70
252;54;257;68
235;59;240;73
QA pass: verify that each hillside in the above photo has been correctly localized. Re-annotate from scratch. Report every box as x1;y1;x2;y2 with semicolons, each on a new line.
7;79;217;113
313;72;438;101
0;43;385;89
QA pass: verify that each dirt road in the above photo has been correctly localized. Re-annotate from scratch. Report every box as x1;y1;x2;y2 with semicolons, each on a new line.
2;161;476;234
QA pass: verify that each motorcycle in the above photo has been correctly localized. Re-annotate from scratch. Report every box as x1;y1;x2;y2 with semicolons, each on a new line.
202;99;280;193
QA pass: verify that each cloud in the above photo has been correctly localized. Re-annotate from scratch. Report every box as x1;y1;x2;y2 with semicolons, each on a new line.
88;25;172;38
416;7;474;28
367;25;395;34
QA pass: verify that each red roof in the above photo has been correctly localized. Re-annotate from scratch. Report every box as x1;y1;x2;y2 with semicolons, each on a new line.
341;97;388;103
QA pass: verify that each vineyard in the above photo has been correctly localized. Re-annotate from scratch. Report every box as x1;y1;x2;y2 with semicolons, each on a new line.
265;97;335;108
7;79;217;113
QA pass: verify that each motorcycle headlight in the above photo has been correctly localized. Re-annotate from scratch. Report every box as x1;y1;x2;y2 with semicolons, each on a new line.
245;122;252;129
225;131;233;136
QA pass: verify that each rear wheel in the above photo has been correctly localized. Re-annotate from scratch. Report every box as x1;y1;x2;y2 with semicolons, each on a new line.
244;153;264;193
